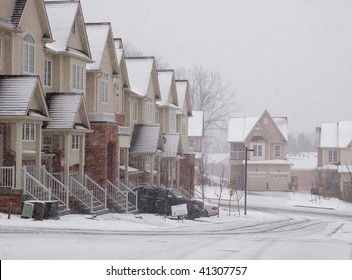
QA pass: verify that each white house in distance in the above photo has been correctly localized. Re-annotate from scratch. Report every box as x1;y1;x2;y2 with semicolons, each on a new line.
227;110;291;191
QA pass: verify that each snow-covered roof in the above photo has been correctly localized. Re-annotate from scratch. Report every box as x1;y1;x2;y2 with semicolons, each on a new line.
45;1;78;52
286;152;317;170
175;80;192;116
0;76;46;117
317;121;352;148
161;134;181;157
188;111;204;137
44;93;87;130
156;70;178;107
130;124;163;154
85;23;110;70
10;0;27;28
125;57;155;97
227;111;288;142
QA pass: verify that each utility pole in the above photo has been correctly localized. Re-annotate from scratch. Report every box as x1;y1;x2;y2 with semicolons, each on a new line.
244;147;254;215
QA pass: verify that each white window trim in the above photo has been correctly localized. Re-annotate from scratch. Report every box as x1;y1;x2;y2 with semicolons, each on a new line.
23;34;35;74
253;144;263;157
146;100;153;123
22;123;35;141
274;145;281;157
132;98;138;122
328;150;338;163
44;59;52;87
72;135;80;150
72;63;84;91
100;73;109;104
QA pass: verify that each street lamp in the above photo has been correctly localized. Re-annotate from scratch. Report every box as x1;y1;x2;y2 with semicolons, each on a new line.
244;147;254;215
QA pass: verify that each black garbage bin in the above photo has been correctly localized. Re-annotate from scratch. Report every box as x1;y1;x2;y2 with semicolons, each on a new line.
43;200;59;219
33;201;45;221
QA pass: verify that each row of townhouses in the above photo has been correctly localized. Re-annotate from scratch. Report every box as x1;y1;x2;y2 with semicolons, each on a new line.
0;0;203;215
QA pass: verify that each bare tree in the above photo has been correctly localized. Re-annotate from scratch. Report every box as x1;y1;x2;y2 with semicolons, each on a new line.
234;187;244;216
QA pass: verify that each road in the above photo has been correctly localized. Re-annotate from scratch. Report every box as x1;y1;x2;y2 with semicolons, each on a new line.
1;195;352;260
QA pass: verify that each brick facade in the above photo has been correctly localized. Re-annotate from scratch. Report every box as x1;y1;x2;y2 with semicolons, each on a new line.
180;153;195;195
85;123;119;187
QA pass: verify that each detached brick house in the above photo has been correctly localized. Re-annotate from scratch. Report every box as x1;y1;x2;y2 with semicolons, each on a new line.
227;110;291;191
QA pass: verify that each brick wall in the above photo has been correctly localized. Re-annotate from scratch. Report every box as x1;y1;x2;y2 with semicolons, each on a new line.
85;123;119;187
0;189;30;214
180;153;195;195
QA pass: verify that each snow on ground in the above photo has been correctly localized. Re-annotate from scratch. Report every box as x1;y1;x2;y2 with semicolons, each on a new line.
0;189;350;233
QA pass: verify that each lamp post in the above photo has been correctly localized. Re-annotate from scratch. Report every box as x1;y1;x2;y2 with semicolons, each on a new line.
244;147;254;215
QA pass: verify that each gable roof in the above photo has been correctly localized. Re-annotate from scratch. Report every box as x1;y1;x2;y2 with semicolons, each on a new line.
188;111;204;137
86;22;118;73
130;124;163;154
175;80;192;116
44;92;89;130
316;121;352;148
0;75;49;118
114;38;130;88
156;70;178;107
45;0;91;58
227;110;288;142
126;57;160;98
9;0;53;40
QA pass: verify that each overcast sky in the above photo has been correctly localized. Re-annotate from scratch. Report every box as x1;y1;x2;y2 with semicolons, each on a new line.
81;0;352;135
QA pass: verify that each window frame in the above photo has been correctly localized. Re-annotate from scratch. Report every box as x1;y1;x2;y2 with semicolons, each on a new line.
72;135;80;150
44;59;52;87
146;100;153;123
23;34;35;74
72;63;84;91
274;145;281;157
100;73;109;104
22;123;35;141
131;98;138;122
253;144;263;157
328;150;338;163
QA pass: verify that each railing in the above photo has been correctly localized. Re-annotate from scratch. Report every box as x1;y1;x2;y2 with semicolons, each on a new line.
70;176;93;212
174;185;192;198
128;181;137;190
0;166;15;188
118;126;130;135
22;167;51;201
230;151;245;160
107;180;130;212
88;112;116;123
84;175;107;209
40;167;69;210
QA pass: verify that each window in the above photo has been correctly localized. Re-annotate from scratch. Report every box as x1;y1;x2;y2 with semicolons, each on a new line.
274;145;281;157
72;135;80;149
44;60;52;87
230;143;245;159
72;64;84;90
144;156;151;171
43;136;52;152
23;34;35;74
100;73;109;103
146;100;153;123
169;110;176;131
189;138;195;149
155;110;160;124
328;150;338;163
253;145;262;157
132;99;138;121
22;123;35;141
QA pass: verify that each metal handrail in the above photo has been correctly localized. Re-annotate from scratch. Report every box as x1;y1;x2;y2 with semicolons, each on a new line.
40;167;69;210
22;167;51;201
84;174;107;209
69;176;93;212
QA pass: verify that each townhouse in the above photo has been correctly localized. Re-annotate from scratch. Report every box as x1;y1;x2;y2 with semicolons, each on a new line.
315;121;352;199
0;0;196;215
227;110;291;191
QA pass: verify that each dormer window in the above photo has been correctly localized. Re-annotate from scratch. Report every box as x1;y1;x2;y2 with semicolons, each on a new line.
23;34;35;74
